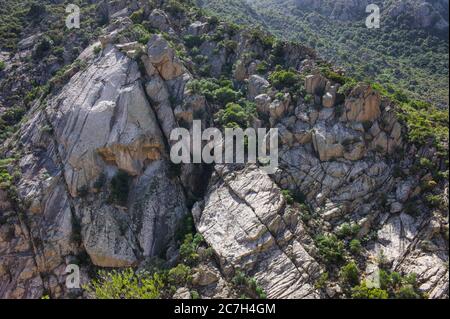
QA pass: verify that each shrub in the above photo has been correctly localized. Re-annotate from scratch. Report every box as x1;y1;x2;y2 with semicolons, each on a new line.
396;285;421;299
165;0;188;16
232;270;267;299
179;233;206;266
130;8;144;24
281;190;295;205
0;169;12;190
110;170;131;206
351;282;389;299
256;61;269;74
34;36;53;59
120;24;152;45
0;61;5;71
268;69;300;90
249;28;275;50
215;102;251;128
187;79;241;105
338;79;358;96
84;269;164;299
315;234;345;264
419;157;434;170
219;40;238;54
425;194;443;208
336;223;360;239
168;264;192;286
213;87;241;105
304;94;313;104
340;262;360;287
1;106;26;126
315;272;329;289
27;2;46;20
377;270;423;299
349;239;362;255
93;46;102;55
190;290;200;299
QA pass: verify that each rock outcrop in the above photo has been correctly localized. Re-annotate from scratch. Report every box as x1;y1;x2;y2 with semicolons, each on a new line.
194;165;321;299
0;0;447;301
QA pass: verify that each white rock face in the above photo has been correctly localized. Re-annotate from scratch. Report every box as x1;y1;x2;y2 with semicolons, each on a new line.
47;46;164;196
195;165;322;299
1;44;190;295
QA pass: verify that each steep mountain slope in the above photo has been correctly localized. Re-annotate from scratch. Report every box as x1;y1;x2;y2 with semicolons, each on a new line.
0;0;448;299
198;0;449;107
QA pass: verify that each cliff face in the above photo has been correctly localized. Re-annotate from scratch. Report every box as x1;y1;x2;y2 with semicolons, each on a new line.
0;0;448;299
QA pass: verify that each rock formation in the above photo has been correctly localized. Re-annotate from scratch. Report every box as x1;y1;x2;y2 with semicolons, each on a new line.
0;0;448;300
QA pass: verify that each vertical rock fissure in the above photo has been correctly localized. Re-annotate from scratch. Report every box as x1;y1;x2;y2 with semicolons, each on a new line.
216;168;318;297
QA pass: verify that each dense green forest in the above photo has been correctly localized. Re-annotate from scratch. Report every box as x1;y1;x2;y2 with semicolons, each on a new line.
197;0;449;108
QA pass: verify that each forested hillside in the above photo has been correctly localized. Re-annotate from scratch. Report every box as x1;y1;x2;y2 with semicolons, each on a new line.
198;0;449;107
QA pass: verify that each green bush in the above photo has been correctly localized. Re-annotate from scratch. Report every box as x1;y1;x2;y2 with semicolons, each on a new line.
396;285;421;299
336;223;360;239
349;239;362;255
315;272;329;289
425;194;444;208
340;262;360;287
27;2;46;20
215;102;253;128
187;78;241;105
130;8;144;24
377;270;423;299
120;24;152;45
268;68;300;90
93;46;102;55
0;61;5;71
232;270;267;299
281;190;295;205
179;233;205;266
256;61;269;74
84;269;164;299
190;290;201;299
315;234;345;264
34;36;53;59
219;40;238;54
249;28;275;50
168;264;192;286
351;282;389;299
213;87;241;105
165;0;188;16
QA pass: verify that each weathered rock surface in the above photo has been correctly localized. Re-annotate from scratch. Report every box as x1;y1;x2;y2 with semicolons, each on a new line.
248;75;269;100
342;84;381;122
0;44;189;297
147;34;185;81
1;2;447;301
194;165;321;299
